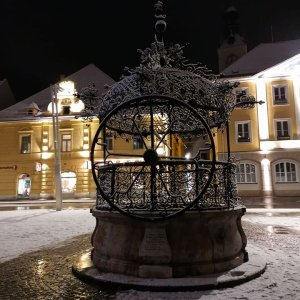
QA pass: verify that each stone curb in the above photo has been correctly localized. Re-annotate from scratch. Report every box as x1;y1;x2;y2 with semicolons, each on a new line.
72;244;266;292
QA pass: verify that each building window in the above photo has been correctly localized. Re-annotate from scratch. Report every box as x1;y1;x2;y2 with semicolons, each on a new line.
61;171;76;193
275;120;290;140
235;121;251;143
61;133;72;152
234;87;248;104
275;162;297;182
17;173;31;198
236;163;257;183
106;134;113;150
21;135;31;153
273;85;288;105
133;136;144;149
62;106;71;115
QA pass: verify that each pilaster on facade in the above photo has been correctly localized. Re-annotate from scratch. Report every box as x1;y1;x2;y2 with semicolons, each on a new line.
292;77;300;139
256;78;269;142
260;157;273;196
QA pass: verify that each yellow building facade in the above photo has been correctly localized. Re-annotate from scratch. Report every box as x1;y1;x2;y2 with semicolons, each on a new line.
0;65;115;200
4;41;300;201
219;40;300;196
0;118;96;199
0;64;185;200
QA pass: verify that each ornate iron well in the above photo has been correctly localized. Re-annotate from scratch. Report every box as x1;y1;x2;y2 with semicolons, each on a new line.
73;2;265;287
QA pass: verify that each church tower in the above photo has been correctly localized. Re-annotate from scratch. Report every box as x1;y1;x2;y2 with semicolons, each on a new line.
218;2;247;73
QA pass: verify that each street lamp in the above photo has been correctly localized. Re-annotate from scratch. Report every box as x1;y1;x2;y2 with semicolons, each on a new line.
51;84;62;211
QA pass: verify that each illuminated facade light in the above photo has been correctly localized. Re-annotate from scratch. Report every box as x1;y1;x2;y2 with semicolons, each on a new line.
35;162;42;172
292;77;300;138
256;78;269;141
47;102;62;114
46;80;85;114
70;100;85;113
57;81;76;100
156;147;165;155
185;152;191;159
86;161;92;170
41;153;50;159
261;140;300;151
261;158;272;194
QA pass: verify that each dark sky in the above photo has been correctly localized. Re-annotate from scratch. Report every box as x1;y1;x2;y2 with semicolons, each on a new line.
1;0;300;102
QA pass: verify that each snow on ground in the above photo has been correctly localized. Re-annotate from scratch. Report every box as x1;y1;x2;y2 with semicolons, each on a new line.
115;246;300;300
243;213;300;232
115;214;300;300
0;208;299;299
0;208;94;262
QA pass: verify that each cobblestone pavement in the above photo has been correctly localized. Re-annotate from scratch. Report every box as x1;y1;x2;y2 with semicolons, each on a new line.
0;220;299;300
0;234;116;300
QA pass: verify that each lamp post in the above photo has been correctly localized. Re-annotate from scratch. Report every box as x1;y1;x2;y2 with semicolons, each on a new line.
51;84;62;211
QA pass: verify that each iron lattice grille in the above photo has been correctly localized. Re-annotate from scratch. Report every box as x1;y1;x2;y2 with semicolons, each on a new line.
95;161;240;214
103;96;214;138
91;96;219;221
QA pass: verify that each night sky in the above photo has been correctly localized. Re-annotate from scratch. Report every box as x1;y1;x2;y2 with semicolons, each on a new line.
1;0;300;102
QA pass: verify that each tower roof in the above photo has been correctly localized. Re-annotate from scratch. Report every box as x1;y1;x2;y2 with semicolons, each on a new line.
222;39;300;77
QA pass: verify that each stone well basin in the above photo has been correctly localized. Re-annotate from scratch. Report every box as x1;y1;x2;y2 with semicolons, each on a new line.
91;207;248;278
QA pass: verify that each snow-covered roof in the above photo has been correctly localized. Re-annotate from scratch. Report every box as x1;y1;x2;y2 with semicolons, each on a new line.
0;64;115;122
222;39;300;77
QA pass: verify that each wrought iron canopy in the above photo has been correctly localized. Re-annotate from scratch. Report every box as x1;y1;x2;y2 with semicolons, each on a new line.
77;1;252;221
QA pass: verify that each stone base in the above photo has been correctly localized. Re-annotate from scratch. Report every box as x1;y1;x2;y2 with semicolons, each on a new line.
90;207;248;278
138;265;172;278
72;243;266;291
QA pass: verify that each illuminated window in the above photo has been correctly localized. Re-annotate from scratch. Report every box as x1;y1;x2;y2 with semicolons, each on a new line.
273;85;288;104
275;162;297;182
234;87;248;104
61;133;71;152
235;121;251;143
275;119;290;140
133;136;144;149
21;135;31;153
61;171;76;192
132;172;145;189
236;163;257;183
17;174;31;198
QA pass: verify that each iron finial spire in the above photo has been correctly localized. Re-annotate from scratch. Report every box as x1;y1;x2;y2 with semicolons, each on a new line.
154;1;167;44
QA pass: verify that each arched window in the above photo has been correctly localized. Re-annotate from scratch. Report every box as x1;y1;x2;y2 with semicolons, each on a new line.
275;162;297;182
236;163;257;183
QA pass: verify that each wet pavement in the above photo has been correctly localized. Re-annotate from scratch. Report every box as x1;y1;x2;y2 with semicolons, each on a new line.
0;202;93;211
0;199;94;211
242;196;300;209
0;196;300;211
0;234;116;300
0;220;299;299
